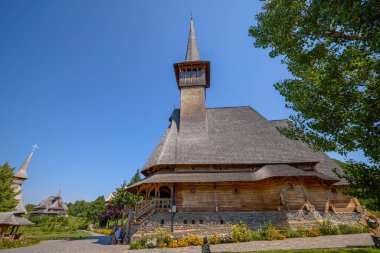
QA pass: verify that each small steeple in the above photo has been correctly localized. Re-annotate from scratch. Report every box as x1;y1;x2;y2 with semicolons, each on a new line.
185;16;200;61
14;145;38;179
56;189;62;198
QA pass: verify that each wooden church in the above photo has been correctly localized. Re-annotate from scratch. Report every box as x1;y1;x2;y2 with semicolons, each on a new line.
125;18;362;240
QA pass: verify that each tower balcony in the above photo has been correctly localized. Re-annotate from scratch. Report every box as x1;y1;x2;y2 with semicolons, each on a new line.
179;69;206;87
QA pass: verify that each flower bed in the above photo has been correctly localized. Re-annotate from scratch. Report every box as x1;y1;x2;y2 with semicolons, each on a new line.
129;221;369;249
0;236;41;249
91;228;114;235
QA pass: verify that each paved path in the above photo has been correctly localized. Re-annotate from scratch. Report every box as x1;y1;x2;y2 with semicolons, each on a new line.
1;233;374;253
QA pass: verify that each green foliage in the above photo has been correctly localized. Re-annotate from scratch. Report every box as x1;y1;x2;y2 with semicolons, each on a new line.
231;222;255;242
129;221;370;249
338;224;369;234
85;196;106;224
129;169;142;185
112;170;143;209
19;216;91;240
156;228;172;246
67;200;89;217
207;233;233;244
100;170;143;228
25;204;36;213
334;161;380;211
0;163;19;212
0;236;41;249
66;196;106;225
263;223;286;241
249;0;380;209
251;231;265;241
316;220;369;236
317;220;341;235
91;228;114;235
130;230;203;249
130;238;149;249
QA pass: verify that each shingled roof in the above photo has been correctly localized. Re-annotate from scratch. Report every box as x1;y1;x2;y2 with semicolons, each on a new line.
128;164;338;192
0;212;34;226
31;191;68;216
141;106;344;182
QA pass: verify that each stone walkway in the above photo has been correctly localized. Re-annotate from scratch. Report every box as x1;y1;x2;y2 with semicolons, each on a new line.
1;233;374;253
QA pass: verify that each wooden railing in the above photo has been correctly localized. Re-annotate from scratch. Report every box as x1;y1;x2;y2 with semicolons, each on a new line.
179;70;206;86
132;198;172;222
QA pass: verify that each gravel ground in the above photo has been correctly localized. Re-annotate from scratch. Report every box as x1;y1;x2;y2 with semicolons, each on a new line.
1;232;374;253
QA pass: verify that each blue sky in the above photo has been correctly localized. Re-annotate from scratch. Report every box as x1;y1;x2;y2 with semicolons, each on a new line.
0;1;363;204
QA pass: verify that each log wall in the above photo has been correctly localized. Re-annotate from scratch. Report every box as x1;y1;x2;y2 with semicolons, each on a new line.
175;178;359;212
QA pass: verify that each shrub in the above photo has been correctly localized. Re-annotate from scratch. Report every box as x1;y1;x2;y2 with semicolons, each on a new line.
306;227;321;237
207;233;220;244
264;223;286;241
91;228;113;235
231;222;254;242
129;240;148;249
185;234;202;246
0;236;41;249
338;224;369;234
208;233;232;244
157;241;167;248
252;230;265;240
218;233;232;243
282;227;298;238
177;238;189;247
295;226;308;238
62;218;69;227
317;220;340;235
146;238;157;248
168;239;179;248
155;228;172;247
28;215;49;225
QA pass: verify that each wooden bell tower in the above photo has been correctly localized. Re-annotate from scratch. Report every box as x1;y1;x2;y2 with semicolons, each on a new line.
173;17;210;137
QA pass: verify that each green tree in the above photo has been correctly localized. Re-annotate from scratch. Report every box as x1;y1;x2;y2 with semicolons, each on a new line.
84;196;106;224
112;170;142;208
0;163;19;212
25;203;36;213
67;200;89;217
129;169;142;186
249;0;380;209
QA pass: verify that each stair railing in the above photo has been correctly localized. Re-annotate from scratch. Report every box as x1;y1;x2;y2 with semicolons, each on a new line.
132;198;173;222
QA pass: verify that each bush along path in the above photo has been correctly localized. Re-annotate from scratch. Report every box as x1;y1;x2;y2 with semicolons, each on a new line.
130;221;369;249
0;233;375;253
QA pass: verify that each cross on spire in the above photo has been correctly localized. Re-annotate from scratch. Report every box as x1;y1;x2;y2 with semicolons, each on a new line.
32;144;39;152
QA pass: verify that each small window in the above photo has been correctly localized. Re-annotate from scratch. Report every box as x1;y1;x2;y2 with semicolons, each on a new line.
192;219;195;224
199;219;203;224
160;219;164;225
190;188;196;194
287;183;294;190
183;220;187;224
220;219;225;225
331;187;338;194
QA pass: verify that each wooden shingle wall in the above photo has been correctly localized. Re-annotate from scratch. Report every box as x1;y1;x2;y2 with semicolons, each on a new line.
175;179;359;213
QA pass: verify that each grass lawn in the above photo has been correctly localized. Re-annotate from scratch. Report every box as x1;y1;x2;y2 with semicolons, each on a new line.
21;228;92;240
16;215;92;240
222;248;380;253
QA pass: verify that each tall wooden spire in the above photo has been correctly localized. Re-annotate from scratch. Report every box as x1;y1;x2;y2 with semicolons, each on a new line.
185;17;200;61
14;146;37;179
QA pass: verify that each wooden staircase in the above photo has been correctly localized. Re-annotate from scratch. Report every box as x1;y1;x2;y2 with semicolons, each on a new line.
124;198;172;243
